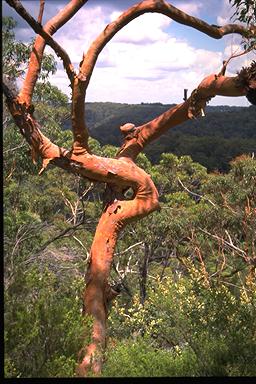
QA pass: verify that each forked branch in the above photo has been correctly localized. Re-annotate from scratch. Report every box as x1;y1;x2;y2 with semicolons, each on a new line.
6;0;88;106
3;0;256;377
6;0;76;85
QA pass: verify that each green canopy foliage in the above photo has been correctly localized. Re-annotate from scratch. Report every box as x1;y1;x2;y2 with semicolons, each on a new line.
3;12;256;378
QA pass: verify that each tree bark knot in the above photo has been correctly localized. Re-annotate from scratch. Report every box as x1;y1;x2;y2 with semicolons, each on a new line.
120;123;141;141
188;89;212;119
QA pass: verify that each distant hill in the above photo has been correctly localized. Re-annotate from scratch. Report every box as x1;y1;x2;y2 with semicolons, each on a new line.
63;102;256;171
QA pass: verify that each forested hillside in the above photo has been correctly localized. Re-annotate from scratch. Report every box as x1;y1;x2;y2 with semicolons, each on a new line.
65;102;256;171
5;132;256;376
3;12;256;378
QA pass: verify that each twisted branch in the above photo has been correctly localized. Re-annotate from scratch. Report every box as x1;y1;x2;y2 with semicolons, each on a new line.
4;0;256;377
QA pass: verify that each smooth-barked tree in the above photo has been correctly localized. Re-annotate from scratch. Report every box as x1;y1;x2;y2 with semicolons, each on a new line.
3;0;256;376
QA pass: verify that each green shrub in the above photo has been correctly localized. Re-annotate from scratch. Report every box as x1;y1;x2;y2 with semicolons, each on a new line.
104;272;256;377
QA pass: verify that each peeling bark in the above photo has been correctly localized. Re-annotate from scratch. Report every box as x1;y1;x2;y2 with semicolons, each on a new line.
3;0;256;377
77;182;159;375
117;67;255;160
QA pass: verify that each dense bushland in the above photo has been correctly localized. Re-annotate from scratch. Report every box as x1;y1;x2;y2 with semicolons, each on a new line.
4;131;256;376
3;15;256;378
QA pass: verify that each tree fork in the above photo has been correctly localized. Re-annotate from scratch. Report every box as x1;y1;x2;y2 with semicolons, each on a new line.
4;0;256;377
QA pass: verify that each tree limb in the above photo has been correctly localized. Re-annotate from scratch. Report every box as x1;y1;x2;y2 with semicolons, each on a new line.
6;0;76;85
6;0;88;106
37;0;45;24
79;0;256;90
72;0;255;155
4;0;256;376
117;61;256;160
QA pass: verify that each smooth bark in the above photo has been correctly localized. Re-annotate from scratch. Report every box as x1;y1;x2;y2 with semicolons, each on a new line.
3;0;256;376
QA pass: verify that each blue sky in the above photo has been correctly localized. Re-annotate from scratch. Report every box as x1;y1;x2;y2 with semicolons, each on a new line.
3;0;255;106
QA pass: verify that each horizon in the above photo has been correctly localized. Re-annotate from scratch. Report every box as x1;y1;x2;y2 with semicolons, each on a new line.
3;0;255;107
83;101;252;108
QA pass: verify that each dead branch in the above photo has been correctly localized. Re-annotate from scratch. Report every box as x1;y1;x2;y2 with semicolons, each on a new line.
3;140;27;154
32;220;86;257
139;242;150;304
218;44;256;76
177;177;216;207
72;235;90;259
112;261;133;297
198;227;247;258
114;241;143;256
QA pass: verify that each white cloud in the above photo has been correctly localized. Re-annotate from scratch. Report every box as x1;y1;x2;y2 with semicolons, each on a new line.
110;12;171;44
52;6;108;68
45;2;225;104
7;0;253;106
217;0;233;25
174;2;203;16
82;38;223;104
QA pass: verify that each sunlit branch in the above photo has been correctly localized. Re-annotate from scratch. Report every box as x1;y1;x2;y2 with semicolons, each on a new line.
6;0;76;85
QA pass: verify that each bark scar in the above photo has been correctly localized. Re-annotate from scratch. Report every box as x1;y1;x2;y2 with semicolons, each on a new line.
108;200;121;214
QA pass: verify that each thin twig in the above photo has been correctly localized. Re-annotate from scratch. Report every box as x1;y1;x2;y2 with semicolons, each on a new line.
177;177;216;207
3;140;27;154
198;227;247;257
112;261;132;297
219;44;256;76
32;220;86;258
114;241;143;256
37;0;45;24
72;235;90;259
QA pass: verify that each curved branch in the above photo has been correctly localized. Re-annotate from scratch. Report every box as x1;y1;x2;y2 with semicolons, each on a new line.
117;61;256;160
6;0;88;106
6;0;76;85
79;0;255;89
73;0;255;154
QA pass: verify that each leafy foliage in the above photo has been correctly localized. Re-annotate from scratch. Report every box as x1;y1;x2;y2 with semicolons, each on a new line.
104;271;256;377
3;12;256;378
5;136;256;377
2;17;57;83
229;0;256;49
229;0;256;26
